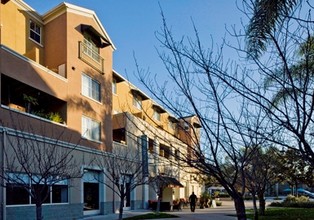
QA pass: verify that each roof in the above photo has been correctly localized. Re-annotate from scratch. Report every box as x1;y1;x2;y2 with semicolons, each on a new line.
42;2;116;50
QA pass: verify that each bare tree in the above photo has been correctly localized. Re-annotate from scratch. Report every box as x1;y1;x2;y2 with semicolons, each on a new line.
95;139;146;220
0;113;82;220
244;146;280;219
134;10;272;219
232;1;314;166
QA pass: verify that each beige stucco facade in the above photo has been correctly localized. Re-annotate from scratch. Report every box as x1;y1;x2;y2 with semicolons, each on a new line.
112;70;204;207
0;1;203;219
0;1;116;219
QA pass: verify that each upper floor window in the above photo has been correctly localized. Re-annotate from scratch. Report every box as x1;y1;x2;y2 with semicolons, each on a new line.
148;138;155;153
83;35;100;62
153;110;161;121
30;20;41;44
82;74;101;102
160;144;170;159
133;95;142;110
168;121;176;130
82;116;101;141
112;78;117;94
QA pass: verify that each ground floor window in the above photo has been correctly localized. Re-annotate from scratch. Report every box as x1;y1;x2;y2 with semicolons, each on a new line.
6;173;69;205
6;184;30;205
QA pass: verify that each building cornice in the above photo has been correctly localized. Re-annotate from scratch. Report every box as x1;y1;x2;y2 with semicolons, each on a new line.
11;0;43;24
42;2;116;50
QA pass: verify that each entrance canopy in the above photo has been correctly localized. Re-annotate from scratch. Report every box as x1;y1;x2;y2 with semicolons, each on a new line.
150;175;184;188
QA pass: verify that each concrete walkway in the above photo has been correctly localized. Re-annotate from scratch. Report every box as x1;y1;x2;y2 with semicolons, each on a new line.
81;200;242;220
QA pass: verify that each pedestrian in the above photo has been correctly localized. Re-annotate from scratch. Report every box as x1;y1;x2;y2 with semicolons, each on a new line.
189;192;197;212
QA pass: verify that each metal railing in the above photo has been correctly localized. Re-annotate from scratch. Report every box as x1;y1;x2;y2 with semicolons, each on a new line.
79;41;104;73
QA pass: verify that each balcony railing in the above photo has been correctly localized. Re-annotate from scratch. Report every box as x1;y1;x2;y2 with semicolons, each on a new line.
79;41;104;73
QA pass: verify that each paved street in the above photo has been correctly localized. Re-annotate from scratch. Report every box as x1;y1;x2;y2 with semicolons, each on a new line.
81;200;263;220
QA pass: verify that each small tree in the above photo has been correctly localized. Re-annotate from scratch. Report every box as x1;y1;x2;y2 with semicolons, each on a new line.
244;146;280;219
95;141;146;220
0;114;82;220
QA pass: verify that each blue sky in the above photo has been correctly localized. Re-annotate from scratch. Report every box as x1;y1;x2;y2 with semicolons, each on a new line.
24;0;245;88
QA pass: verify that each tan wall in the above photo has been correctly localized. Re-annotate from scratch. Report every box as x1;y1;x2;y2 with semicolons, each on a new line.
63;11;113;151
44;13;67;73
1;2;114;151
112;79;177;136
0;1;44;64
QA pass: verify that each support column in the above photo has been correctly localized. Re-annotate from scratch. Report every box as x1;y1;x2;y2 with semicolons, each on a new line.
140;135;149;209
0;128;7;220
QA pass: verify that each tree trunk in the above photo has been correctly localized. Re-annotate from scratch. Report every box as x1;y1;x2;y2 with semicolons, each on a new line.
118;186;125;220
36;203;43;220
118;197;124;220
233;195;247;220
156;195;161;213
258;192;265;216
252;192;258;220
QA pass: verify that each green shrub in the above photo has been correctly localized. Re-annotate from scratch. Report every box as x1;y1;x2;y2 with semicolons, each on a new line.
269;201;283;207
283;195;310;205
296;196;310;202
216;201;222;206
270;195;314;208
284;194;297;203
284;202;314;208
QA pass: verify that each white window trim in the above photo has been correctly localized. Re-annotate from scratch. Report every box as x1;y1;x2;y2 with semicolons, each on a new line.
83;36;100;63
81;115;101;142
81;73;101;102
29;19;42;46
133;95;142;110
153;110;161;121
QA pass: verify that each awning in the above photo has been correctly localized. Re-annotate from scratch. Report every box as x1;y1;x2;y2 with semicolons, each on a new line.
151;175;184;188
81;24;111;48
131;89;149;100
1;0;10;4
152;104;166;113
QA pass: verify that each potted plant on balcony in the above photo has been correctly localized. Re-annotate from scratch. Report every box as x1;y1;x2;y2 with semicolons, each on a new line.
47;112;63;123
23;94;38;113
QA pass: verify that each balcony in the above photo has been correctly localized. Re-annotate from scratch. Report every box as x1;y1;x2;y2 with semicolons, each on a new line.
1;75;66;125
79;41;104;74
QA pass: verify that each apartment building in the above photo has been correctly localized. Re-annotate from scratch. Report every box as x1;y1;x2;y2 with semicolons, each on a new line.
0;0;115;219
0;0;203;219
112;70;203;208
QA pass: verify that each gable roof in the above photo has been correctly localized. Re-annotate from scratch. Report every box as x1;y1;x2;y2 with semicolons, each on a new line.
42;2;116;50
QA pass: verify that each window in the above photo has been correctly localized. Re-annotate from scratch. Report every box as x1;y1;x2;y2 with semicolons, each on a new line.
133;95;142;109
82;116;101;141
148;138;154;153
112;78;117;94
168;121;176;130
82;74;101;101
6;184;30;205
52;180;69;203
30;20;41;44
83;35;100;62
159;144;170;159
183;122;189;131
153;110;161;121
174;149;180;160
6;173;68;205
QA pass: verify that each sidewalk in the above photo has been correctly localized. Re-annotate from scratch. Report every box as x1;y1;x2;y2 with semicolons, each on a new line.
81;200;239;220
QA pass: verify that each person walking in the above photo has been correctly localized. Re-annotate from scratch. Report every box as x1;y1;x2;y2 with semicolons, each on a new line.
189;192;197;212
